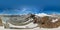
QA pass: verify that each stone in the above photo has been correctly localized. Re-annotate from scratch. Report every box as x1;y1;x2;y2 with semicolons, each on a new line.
0;18;3;26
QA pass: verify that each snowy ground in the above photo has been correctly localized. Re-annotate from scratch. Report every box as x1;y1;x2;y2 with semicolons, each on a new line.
1;22;60;30
1;13;60;30
1;26;60;30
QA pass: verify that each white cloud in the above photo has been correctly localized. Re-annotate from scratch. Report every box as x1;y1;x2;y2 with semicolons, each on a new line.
22;8;27;11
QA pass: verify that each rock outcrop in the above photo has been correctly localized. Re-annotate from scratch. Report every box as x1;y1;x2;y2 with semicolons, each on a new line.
0;17;3;26
33;16;60;28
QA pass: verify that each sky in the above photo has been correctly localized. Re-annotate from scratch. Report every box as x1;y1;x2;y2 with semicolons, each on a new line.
0;0;60;14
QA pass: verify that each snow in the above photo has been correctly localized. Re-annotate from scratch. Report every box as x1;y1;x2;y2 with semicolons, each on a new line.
35;13;51;17
0;24;60;30
51;19;58;23
0;13;60;30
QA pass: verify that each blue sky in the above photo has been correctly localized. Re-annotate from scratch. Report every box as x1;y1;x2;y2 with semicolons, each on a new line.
0;0;60;14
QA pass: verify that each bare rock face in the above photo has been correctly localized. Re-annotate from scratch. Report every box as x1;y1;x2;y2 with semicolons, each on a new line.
0;18;3;26
33;16;60;28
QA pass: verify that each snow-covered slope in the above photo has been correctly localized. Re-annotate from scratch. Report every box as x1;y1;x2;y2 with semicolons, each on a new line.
35;13;52;17
1;13;60;30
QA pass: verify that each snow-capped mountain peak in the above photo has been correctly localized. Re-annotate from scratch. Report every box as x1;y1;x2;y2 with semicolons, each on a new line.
35;13;51;17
